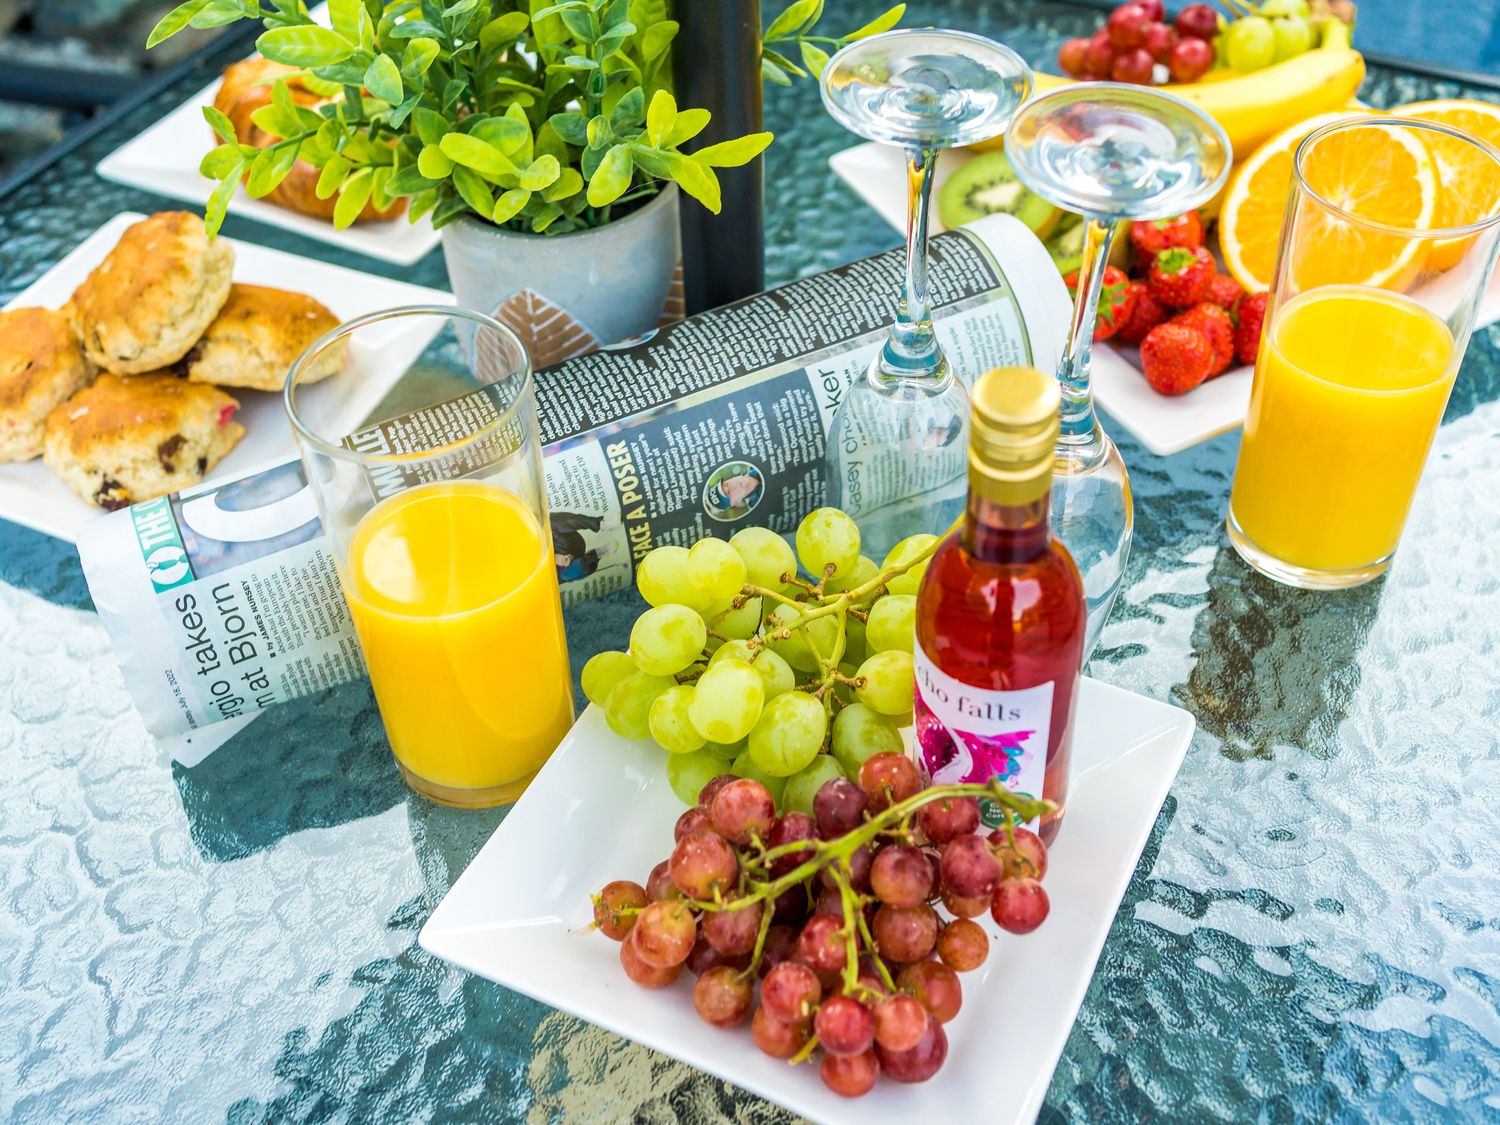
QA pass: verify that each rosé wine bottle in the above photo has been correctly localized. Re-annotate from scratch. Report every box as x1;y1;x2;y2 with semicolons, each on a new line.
914;366;1086;844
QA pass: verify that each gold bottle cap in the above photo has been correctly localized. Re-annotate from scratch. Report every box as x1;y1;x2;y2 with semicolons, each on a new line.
969;367;1059;505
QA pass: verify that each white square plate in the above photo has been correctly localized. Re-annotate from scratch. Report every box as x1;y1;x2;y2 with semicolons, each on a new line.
1;211;454;543
420;677;1196;1125
830;140;1500;457
97;74;439;265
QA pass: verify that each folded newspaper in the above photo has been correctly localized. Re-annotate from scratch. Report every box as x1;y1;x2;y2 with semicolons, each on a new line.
80;214;1069;743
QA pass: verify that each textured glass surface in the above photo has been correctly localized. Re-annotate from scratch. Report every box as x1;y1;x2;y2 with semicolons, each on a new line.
2;2;1498;1120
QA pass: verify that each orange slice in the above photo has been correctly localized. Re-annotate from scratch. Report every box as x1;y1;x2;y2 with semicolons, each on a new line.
1390;99;1500;268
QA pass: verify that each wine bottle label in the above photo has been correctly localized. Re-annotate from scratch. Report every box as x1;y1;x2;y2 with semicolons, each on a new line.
913;643;1053;829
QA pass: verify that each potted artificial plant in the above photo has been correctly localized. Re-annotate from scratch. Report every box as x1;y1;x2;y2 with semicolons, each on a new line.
147;0;903;356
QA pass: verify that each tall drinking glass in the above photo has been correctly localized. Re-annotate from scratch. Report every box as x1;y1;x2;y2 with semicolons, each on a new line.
1227;117;1500;588
287;306;573;807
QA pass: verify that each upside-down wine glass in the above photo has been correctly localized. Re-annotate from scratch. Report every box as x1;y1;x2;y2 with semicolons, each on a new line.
1005;83;1231;659
820;29;1032;558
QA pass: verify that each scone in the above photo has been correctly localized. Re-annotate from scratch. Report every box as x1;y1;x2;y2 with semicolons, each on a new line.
67;211;234;375
178;283;347;391
0;307;95;462
43;373;245;510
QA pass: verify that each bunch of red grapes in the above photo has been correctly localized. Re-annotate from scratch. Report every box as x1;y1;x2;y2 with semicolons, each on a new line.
1058;1;1219;85
591;752;1052;1098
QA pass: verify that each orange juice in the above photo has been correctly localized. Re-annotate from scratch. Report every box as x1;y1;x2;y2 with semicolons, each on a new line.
1229;285;1456;575
343;480;573;806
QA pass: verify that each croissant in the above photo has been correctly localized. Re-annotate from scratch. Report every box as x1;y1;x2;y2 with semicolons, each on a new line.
211;58;405;225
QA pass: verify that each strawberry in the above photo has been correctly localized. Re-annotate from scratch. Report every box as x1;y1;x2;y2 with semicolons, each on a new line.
1139;323;1212;395
1146;246;1215;308
1206;274;1245;310
1064;265;1135;341
1233;291;1270;365
1116;282;1167;346
1171;302;1234;376
1129;212;1204;268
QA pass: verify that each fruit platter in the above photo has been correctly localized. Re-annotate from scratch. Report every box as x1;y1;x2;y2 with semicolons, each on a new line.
830;0;1500;454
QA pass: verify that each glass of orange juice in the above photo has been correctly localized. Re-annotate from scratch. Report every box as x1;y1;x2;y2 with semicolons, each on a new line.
286;306;573;807
1228;117;1500;588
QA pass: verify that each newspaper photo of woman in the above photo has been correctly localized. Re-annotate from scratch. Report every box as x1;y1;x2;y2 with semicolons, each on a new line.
552;511;621;583
703;462;765;522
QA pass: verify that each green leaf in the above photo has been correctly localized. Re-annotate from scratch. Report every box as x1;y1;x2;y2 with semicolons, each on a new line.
846;4;905;40
443;0;478;19
563;54;598;69
401;37;439;79
518;155;560;191
542;166;583;201
531;202;564;233
480;11;530;50
610;86;645;130
559;8;595;41
761;57;793;86
645;88;675;148
549;112;589;146
190;1;250;30
799;41;830;77
364;54;403;103
692;132;772;168
200;144;243;180
586;115;614;148
666;153;721;212
249;101;302;140
664;107;708;147
388;92;420;129
417;144;454;178
596;20;635;56
202;105;240;146
256;25;353;68
246;143;300;197
440;133;515;176
451;166;495;216
586;143;633;207
386;165;436;195
316;154;353;199
492;187;530;223
640;19;676;60
146;0;210;47
204;171;241;237
371;166;396;211
408;189;439;223
387;19;441;38
334;167;374;228
760;45;805;78
630;144;671;177
327;0;364;43
764;0;818;42
412;107;449;146
470;115;529;153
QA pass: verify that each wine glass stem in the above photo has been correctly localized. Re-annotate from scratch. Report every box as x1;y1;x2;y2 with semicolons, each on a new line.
1056;214;1117;470
882;145;943;380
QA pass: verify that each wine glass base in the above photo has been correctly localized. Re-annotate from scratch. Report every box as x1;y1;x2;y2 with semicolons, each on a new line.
1226;508;1390;590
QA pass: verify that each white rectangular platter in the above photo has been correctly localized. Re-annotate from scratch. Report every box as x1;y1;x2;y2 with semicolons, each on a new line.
421;676;1196;1125
0;211;453;543
830;140;1500;457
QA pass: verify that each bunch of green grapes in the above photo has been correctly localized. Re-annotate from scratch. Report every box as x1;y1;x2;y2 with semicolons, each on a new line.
581;508;944;808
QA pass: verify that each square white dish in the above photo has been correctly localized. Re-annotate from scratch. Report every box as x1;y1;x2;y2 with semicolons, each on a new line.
420;676;1196;1125
0;211;454;543
830;140;1500;457
97;76;439;265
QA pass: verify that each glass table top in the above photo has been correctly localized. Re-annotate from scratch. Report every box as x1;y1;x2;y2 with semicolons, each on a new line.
2;1;1498;1120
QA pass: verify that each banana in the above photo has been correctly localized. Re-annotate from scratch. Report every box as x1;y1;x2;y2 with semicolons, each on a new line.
972;37;1365;162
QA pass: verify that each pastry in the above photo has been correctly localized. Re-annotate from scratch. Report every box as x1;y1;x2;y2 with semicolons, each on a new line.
178;283;347;392
67;211;234;375
213;59;405;224
0;307;95;462
43;373;245;510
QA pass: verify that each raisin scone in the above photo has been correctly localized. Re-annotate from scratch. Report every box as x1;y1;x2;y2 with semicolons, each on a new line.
67;211;234;375
0;307;96;462
179;283;347;391
43;374;244;510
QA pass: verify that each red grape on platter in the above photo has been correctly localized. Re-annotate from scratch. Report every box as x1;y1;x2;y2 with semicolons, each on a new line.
693;965;754;1028
757;924;797;977
646;859;683;903
941;886;992;919
674;805;711;842
1137;0;1165;20
1112;47;1155;85
709;778;776;845
875;1017;948;1083
1058;36;1089;77
899;959;963;1024
813;777;868;839
1174;1;1220;42
916;795;980;844
821;1049;880;1097
593;879;646;941
753;1005;810;1059
989;825;1049;882
620;931;685;989
939;833;1002;899
761;961;822;1025
870;844;934;908
766;812;818;875
936;917;990;972
857;752;921;810
874;993;930;1053
633;899;697;968
669;830;738;899
1106;3;1150;50
686;934;749;976
814;994;876;1056
872;903;939;964
702;898;763;956
697;774;736;809
794;913;849;975
993;877;1051;935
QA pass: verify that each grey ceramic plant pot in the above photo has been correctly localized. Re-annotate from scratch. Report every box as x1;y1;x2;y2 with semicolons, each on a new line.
439;183;681;366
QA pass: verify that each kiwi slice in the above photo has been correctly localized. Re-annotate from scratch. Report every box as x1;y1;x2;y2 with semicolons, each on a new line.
939;152;1061;238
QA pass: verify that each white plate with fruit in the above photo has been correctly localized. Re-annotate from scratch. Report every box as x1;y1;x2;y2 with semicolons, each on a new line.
423;516;1197;1124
